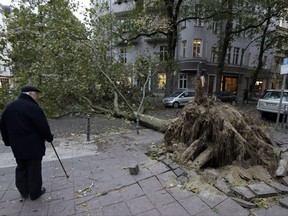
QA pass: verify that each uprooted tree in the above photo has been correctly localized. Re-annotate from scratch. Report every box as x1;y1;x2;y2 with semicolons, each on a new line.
163;74;279;173
1;0;281;174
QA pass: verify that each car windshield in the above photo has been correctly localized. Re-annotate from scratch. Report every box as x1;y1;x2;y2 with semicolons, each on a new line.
169;91;184;97
263;91;288;101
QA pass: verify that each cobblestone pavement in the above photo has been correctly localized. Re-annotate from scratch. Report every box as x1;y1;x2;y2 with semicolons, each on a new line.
0;103;288;216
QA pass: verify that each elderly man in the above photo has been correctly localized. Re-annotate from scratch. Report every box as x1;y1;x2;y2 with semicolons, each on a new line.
0;84;53;200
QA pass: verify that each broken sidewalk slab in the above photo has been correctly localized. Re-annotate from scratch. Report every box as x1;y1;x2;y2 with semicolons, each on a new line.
231;186;256;201
162;158;173;166
178;175;188;183
214;179;231;194
282;176;288;186
215;198;250;216
161;157;180;170
279;197;288;209
173;167;185;177
247;182;278;198
145;160;170;175
266;181;288;194
157;171;181;188
275;158;288;177
223;168;248;186
230;197;256;208
247;165;272;181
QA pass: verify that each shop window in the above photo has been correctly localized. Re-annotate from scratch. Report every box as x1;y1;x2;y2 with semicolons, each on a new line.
158;73;166;89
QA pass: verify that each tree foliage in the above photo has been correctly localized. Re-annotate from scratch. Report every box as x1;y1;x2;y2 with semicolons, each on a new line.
0;0;138;117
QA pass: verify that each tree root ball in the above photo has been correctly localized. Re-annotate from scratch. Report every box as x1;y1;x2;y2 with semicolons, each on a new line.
163;77;278;173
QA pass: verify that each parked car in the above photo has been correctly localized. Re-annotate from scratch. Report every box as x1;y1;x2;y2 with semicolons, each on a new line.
214;91;237;104
162;90;195;108
257;89;288;118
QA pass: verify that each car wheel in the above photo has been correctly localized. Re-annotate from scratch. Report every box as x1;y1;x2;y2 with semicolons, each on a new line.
173;102;179;108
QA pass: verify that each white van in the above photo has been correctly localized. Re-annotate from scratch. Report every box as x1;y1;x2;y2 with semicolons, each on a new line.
257;89;288;118
162;90;195;108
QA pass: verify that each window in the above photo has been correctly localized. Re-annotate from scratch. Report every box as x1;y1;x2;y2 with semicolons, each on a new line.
182;40;187;58
0;66;10;73
114;0;129;4
240;49;245;65
212;21;218;34
3;48;8;56
195;19;203;26
232;47;240;65
195;4;203;17
254;80;263;93
158;73;166;89
194;4;204;26
160;46;168;61
226;47;231;64
0;78;9;88
247;52;251;66
178;73;188;89
193;39;202;57
120;48;127;63
181;20;187;29
263;56;268;69
211;46;218;63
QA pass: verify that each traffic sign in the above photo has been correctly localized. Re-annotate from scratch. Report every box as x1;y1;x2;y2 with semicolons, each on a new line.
284;57;288;65
281;65;288;75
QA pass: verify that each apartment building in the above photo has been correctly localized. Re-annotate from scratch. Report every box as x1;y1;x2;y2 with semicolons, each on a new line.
95;0;288;97
0;4;12;89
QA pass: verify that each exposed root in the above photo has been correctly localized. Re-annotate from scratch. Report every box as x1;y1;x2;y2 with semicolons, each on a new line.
163;75;278;174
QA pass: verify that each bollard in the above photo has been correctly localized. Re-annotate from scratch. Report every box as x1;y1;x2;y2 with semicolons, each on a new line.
129;163;139;175
87;114;90;141
136;114;140;135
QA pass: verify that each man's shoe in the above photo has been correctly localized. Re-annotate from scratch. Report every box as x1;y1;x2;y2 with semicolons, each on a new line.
20;193;28;199
30;187;46;201
21;194;28;199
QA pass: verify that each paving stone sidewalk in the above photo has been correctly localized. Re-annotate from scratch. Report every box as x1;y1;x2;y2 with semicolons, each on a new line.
1;128;288;216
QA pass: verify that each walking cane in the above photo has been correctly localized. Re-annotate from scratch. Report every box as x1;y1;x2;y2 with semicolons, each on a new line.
50;142;69;178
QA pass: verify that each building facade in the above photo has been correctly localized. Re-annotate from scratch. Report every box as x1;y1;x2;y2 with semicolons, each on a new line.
96;0;288;98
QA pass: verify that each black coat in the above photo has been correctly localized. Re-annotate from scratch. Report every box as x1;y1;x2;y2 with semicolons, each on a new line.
0;93;53;159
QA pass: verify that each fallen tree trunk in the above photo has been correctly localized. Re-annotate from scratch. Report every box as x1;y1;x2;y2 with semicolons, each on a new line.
82;92;169;131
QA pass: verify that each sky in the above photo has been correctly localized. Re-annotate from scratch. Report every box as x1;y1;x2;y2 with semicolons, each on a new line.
0;0;10;5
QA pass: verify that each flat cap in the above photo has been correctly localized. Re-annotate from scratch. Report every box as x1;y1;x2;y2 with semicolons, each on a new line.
21;84;42;93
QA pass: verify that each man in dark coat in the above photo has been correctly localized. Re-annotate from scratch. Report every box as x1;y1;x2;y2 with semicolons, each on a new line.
0;84;53;200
